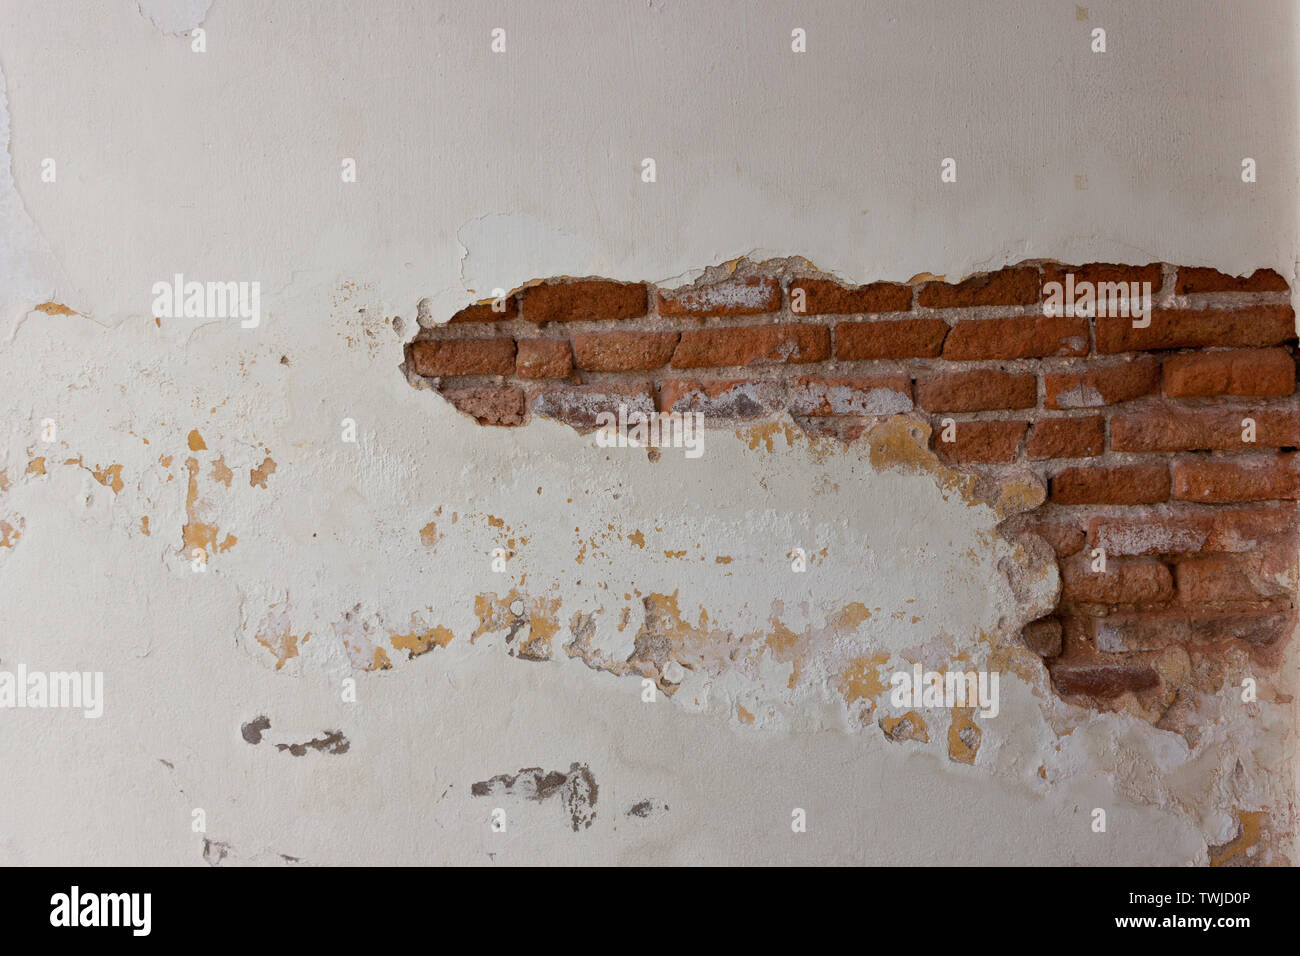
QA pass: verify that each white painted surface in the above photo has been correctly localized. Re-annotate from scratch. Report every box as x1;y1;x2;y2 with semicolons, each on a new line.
0;0;1294;864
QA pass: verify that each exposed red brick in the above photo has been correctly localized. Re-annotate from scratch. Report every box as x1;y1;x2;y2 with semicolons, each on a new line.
671;324;830;368
789;375;912;416
1079;603;1295;652
1060;555;1174;606
1176;555;1270;604
1044;357;1159;409
522;281;647;323
1088;505;1298;556
790;278;911;314
657;379;787;419
1050;464;1170;504
914;369;1036;412
657;276;781;317
1096;305;1295;353
573;330;679;371
1110;406;1300;452
531;383;654;432
1018;520;1086;557
1041;262;1163;290
942;315;1089;360
1084;611;1189;654
1175;267;1289;295
1022;618;1063;657
917;266;1040;308
412;338;515;376
449;298;518;322
1162;348;1295;398
835;319;949;359
1048;662;1161;698
1171;453;1300;503
1025;417;1104;460
439;386;525;426
515;339;573;379
930;420;1026;463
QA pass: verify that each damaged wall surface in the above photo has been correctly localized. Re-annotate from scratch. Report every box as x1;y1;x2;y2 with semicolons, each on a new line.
0;0;1297;866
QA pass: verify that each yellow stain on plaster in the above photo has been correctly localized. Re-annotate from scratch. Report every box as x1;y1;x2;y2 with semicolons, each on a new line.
736;704;755;724
419;521;443;548
947;708;982;764
879;711;930;743
90;463;124;494
1209;811;1266;867
626;530;645;548
26;457;45;476
210;456;233;487
737;421;801;454
0;517;23;548
187;430;206;451
0;470;9;492
714;555;733;564
255;617;310;670
33;301;79;316
249;456;277;489
182;457;236;556
390;612;455;659
837;652;892;709
140;516;150;536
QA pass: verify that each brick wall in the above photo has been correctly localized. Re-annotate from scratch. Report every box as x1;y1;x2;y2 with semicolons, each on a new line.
406;259;1299;723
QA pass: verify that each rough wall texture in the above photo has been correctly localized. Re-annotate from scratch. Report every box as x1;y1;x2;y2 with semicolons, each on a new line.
1;0;1298;867
413;258;1300;743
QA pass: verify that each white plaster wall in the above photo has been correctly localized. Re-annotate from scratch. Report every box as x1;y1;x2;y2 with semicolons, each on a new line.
0;0;1295;865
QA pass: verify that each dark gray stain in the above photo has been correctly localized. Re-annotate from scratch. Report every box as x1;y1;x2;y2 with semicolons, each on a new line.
471;762;598;832
275;729;350;756
241;715;271;744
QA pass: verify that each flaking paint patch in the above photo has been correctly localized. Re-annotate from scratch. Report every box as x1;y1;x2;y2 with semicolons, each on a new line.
249;456;276;489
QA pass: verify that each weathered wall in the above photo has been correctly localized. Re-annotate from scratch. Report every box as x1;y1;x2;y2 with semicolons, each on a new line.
0;0;1297;865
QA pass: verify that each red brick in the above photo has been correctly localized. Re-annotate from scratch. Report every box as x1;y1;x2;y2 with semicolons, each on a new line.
449;298;517;322
1175;267;1289;294
1044;357;1159;409
657;277;781;317
789;376;913;416
657;379;787;419
1025;417;1104;460
515;339;573;379
914;369;1036;412
1176;555;1268;603
1110;406;1300;452
942;315;1089;360
1088;505;1298;556
1022;618;1063;657
917;266;1040;308
522;281;647;323
531;383;654;432
1085;611;1189;654
573;331;678;371
1050;464;1170;504
1096;305;1294;353
439;386;525;426
1041;262;1163;291
1162;348;1295;398
835;319;948;359
930;420;1026;463
1172;453;1300;502
412;338;515;376
1060;555;1174;606
1048;662;1161;698
1020;520;1086;557
671;324;829;368
790;278;911;314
